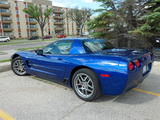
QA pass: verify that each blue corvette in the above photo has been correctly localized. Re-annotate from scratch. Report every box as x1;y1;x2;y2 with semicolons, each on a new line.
11;38;153;101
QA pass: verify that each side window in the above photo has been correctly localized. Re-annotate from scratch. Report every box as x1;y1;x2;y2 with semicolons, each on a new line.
43;41;73;55
83;41;93;53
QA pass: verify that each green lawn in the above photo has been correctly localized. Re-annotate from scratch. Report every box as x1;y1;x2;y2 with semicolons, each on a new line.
0;39;57;46
17;46;44;51
0;51;7;55
0;46;44;63
0;38;59;63
0;59;10;63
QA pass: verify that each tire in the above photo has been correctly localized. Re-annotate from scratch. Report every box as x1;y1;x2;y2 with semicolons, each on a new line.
11;57;27;76
72;68;101;101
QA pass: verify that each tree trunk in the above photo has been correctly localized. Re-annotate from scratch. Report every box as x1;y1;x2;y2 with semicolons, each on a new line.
40;26;44;40
80;24;84;37
77;28;80;36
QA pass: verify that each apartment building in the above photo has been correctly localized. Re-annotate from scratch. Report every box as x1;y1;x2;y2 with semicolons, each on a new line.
0;0;87;38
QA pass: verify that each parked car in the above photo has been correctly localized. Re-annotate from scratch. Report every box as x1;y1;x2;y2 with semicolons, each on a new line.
57;34;66;38
11;38;154;101
28;36;39;40
151;37;160;60
43;35;53;39
153;48;160;60
82;32;89;37
0;36;10;42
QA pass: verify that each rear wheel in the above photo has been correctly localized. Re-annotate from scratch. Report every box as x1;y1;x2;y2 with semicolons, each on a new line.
72;68;101;101
11;57;27;76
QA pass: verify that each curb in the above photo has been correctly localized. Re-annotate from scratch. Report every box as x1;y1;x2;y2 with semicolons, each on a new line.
0;62;11;73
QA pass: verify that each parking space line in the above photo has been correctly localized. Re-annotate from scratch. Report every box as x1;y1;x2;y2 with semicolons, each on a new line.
133;88;160;97
0;110;15;120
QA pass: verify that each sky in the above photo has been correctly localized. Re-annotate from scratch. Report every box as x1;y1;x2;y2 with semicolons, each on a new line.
19;0;101;9
19;0;101;16
51;0;101;9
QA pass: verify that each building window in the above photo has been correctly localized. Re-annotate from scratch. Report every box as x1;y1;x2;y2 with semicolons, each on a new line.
18;24;20;29
17;17;20;22
16;10;19;14
24;3;28;8
15;2;18;7
27;25;30;29
3;24;11;28
19;32;21;37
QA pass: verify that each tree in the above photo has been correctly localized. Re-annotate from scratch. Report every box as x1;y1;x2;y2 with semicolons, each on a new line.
133;0;160;36
23;4;53;38
88;0;152;48
66;8;92;36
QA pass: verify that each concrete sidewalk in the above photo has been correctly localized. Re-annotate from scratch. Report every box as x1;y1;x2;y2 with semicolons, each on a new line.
0;62;10;72
0;41;52;51
0;50;16;61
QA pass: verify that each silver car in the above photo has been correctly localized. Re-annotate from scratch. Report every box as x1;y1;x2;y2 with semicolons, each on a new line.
0;36;10;42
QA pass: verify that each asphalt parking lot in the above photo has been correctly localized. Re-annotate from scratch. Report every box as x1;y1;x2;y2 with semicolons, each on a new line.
0;62;160;120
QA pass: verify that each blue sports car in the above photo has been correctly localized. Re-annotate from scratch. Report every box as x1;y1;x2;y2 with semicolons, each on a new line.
11;38;154;101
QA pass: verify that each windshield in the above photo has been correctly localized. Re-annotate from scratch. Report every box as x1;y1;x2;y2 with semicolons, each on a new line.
83;40;114;53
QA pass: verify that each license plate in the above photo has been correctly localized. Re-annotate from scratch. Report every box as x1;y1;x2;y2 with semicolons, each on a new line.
143;65;148;74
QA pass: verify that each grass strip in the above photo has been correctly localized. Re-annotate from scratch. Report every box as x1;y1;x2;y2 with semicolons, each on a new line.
0;46;44;63
17;46;44;51
0;59;10;63
0;39;56;46
0;52;7;55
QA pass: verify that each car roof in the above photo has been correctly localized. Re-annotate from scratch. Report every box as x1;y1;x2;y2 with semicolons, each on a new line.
60;38;104;41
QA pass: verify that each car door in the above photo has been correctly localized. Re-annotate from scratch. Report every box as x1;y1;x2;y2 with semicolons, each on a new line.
28;40;73;82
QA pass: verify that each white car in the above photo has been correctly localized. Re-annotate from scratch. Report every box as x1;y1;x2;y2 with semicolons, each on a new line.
82;32;89;37
0;36;10;42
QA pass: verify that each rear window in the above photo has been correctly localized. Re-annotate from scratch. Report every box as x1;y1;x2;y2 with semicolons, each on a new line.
83;40;114;53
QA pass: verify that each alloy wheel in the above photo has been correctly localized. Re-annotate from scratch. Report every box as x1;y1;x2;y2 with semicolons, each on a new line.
74;73;94;99
12;59;26;75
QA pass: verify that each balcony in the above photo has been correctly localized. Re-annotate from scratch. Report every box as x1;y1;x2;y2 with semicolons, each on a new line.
0;9;11;16
4;32;13;37
29;19;37;24
53;16;64;19
3;24;13;31
2;17;12;23
54;21;64;25
30;25;38;31
28;25;38;31
30;28;38;31
55;27;64;31
53;9;64;14
30;31;38;36
0;1;10;8
3;28;13;32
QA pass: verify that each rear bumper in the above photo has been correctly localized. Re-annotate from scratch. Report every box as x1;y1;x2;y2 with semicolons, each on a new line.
100;62;153;96
125;63;152;91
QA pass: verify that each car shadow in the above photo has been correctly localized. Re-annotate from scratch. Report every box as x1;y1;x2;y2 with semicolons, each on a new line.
94;90;157;105
95;74;160;104
30;71;159;105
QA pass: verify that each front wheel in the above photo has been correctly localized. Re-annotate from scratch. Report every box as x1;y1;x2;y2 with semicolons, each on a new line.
11;57;27;76
72;68;101;101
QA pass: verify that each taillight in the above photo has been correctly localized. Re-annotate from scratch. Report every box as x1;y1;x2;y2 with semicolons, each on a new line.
135;60;141;67
128;62;134;71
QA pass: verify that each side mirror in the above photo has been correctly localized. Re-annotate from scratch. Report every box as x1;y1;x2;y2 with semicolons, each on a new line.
35;49;44;56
